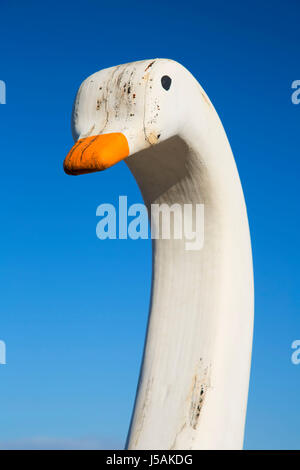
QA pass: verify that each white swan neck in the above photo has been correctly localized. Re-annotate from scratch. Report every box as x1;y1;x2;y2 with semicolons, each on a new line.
125;116;254;450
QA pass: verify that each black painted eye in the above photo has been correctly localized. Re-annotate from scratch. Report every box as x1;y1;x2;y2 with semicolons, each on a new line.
161;75;172;90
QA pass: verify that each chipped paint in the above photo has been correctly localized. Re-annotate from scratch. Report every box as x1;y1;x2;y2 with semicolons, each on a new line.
145;60;156;71
147;132;159;145
188;360;211;429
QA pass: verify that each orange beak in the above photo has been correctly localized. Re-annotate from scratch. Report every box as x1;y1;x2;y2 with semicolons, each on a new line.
63;133;130;175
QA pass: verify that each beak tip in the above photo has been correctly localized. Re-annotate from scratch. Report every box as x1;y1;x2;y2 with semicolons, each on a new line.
63;160;75;176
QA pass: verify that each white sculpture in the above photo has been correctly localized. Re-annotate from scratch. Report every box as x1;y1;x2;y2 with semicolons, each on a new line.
64;59;254;450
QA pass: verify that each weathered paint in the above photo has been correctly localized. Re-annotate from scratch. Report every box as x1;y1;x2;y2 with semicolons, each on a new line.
64;59;254;450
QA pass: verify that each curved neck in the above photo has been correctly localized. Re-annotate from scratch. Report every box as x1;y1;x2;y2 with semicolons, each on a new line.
125;109;254;449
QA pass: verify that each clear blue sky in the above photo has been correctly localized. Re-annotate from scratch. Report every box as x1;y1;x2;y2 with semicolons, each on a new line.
0;0;299;450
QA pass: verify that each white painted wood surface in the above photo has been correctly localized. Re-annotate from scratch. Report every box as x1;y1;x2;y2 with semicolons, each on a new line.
68;59;254;450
